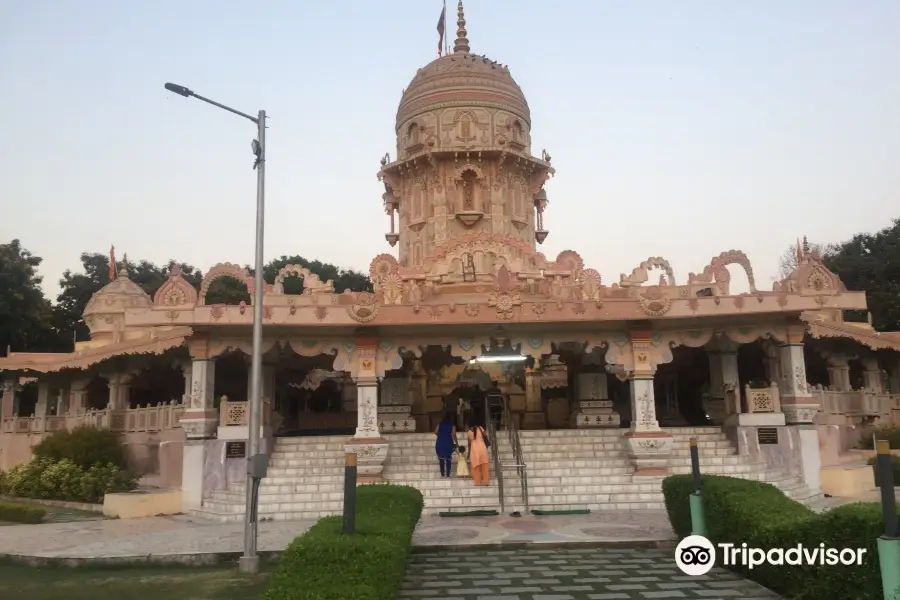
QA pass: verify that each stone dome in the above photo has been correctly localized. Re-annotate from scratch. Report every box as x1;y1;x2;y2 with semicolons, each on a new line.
395;1;530;136
83;269;152;320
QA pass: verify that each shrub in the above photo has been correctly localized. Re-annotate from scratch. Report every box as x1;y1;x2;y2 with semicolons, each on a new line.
867;454;900;487
0;501;46;524
662;474;896;600
263;484;424;600
858;426;900;450
33;426;126;469
0;457;137;504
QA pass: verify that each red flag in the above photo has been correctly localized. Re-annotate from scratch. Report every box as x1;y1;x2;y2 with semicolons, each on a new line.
437;2;446;56
109;245;116;281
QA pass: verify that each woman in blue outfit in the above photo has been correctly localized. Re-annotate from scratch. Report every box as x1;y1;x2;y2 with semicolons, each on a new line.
434;412;457;478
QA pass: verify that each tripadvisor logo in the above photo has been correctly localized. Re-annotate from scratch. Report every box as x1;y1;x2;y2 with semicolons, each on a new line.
675;535;867;576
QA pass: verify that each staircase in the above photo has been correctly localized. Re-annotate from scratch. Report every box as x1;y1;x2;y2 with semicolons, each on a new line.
503;427;823;511
190;435;347;522
190;427;826;522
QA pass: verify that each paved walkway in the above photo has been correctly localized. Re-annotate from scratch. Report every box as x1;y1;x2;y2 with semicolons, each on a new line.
0;510;674;562
400;547;781;599
413;510;675;547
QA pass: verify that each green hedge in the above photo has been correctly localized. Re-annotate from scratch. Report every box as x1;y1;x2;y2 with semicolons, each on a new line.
33;425;126;469
867;455;900;488
263;484;424;600
662;474;894;600
0;457;137;504
0;501;46;524
859;426;900;450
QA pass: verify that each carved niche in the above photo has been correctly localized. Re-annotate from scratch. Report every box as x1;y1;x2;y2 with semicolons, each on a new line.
153;265;198;307
452;163;486;227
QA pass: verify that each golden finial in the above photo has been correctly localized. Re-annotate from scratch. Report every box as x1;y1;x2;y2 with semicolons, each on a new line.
454;0;470;54
119;253;129;278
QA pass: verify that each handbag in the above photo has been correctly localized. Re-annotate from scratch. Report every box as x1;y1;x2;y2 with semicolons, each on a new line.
480;426;491;449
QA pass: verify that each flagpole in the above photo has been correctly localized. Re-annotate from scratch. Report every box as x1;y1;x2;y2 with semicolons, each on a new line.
444;0;448;54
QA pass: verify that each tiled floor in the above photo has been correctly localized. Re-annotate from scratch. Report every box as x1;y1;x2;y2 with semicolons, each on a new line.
400;547;782;600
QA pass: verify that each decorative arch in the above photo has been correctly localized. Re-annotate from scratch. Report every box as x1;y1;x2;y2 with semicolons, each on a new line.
199;263;253;305
452;163;486;182
153;265;198;307
553;250;585;274
620;257;676;287
369;253;400;283
689;250;757;293
272;265;334;295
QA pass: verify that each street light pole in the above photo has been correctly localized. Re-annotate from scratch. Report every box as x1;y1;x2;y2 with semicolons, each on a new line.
163;83;267;574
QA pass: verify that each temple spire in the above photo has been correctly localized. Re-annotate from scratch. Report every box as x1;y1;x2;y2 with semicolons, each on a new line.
453;0;470;54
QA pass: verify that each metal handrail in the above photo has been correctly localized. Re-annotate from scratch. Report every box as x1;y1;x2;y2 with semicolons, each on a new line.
503;399;529;512
484;398;505;513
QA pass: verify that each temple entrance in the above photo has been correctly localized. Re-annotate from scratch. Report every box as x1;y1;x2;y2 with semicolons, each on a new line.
276;368;353;436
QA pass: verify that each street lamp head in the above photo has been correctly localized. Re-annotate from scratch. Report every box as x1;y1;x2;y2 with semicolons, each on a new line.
164;82;194;98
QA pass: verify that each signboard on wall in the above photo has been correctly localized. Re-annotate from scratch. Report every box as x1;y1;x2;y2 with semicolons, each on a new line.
225;441;246;458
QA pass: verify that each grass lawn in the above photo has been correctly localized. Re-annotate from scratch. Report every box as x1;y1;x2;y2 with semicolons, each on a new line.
0;563;271;600
0;498;105;525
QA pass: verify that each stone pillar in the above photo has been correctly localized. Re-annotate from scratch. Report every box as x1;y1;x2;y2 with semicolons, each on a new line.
1;378;16;420
56;384;70;415
182;358;217;438
777;324;818;424
707;339;739;423
571;372;619;427
522;368;546;430
35;381;51;416
623;330;673;475
825;354;851;392
105;373;133;410
408;360;427;431
861;357;884;393
180;340;218;512
180;362;192;404
69;378;90;415
344;339;389;482
379;376;413;433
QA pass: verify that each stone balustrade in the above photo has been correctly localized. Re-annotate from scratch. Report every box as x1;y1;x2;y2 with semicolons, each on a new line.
810;386;900;423
743;383;781;414
0;401;186;435
218;399;272;427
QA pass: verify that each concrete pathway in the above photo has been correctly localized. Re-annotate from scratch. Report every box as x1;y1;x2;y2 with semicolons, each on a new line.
400;546;782;599
0;510;674;563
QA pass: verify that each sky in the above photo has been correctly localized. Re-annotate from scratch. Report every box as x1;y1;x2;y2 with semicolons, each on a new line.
1;1;898;299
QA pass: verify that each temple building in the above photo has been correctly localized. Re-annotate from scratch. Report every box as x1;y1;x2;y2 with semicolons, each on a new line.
2;2;899;518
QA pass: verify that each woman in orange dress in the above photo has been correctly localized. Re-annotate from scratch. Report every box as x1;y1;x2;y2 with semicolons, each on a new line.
467;422;490;486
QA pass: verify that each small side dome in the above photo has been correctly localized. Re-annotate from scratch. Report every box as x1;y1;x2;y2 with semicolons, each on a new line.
83;262;152;334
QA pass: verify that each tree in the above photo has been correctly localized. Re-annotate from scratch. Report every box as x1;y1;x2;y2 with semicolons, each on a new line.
0;240;64;353
263;255;371;294
822;219;900;332
777;236;827;280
